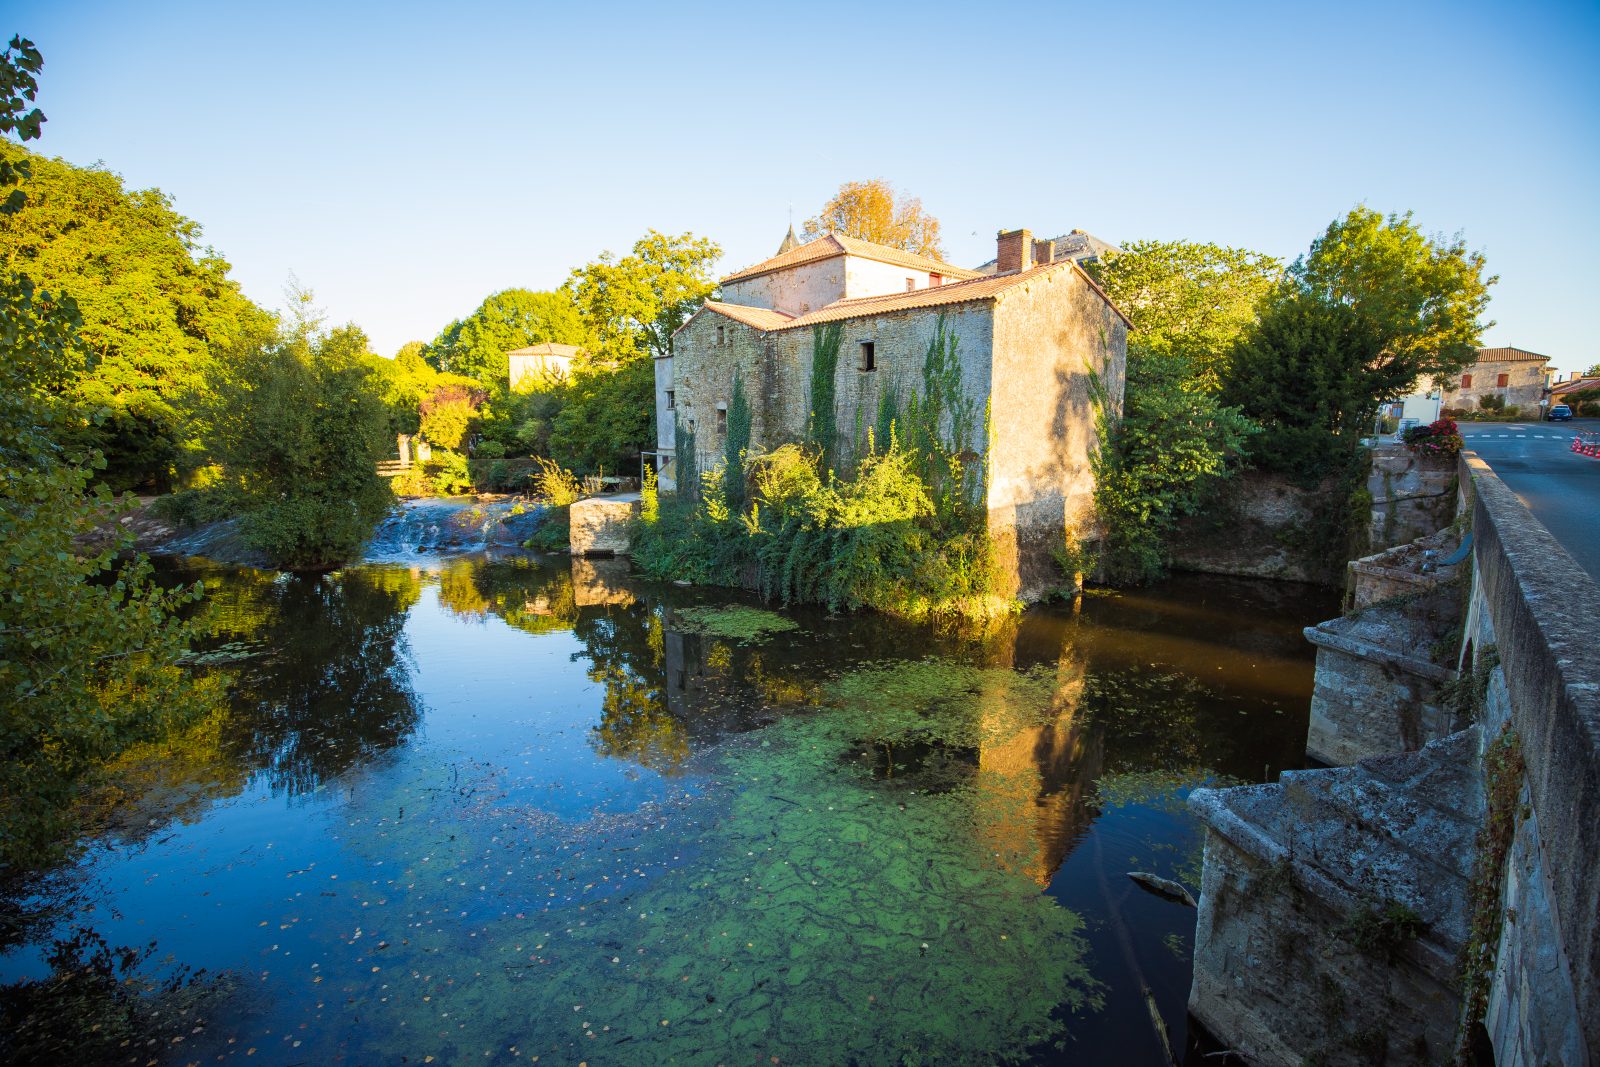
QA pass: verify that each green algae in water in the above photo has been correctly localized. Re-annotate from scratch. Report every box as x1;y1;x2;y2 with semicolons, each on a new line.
825;659;1067;750
339;711;1100;1065
671;605;800;643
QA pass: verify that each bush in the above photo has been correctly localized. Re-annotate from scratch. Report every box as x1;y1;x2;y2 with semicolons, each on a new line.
390;466;429;497
474;439;506;460
1477;394;1505;413
426;452;473;495
633;440;1005;620
1401;418;1464;458
531;457;584;506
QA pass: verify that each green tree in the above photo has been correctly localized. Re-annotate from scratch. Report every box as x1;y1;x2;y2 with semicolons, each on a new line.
0;143;269;491
424;288;588;385
1090;350;1257;583
1291;205;1494;381
205;295;393;569
1088;240;1281;391
802;179;944;258
1225;290;1392;484
567;230;721;362
549;358;654;474
0;37;218;871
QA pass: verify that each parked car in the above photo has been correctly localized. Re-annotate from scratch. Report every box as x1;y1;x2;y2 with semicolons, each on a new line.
1546;405;1573;421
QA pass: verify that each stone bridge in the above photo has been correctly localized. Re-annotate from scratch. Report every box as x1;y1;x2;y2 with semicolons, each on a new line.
1187;451;1599;1065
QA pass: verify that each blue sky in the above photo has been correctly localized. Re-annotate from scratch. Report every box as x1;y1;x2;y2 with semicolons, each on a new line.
13;0;1600;372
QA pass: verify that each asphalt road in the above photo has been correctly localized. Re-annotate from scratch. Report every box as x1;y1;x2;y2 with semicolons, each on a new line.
1457;419;1600;585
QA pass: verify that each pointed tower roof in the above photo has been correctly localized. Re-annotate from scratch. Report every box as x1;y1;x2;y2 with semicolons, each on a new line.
776;224;799;255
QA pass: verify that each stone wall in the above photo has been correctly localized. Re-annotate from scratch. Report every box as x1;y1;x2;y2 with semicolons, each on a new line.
1170;470;1331;583
1189;730;1482;1066
1457;452;1600;1062
569;493;639;556
1367;444;1457;553
987;264;1126;597
1188;450;1600;1065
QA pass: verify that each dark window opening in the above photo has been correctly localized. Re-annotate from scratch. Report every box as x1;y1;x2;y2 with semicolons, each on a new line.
717;407;727;434
1496;373;1509;387
860;341;876;372
905;277;916;291
665;390;675;410
717;325;725;345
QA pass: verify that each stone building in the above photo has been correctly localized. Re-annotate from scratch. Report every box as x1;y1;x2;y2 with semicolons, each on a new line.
653;228;1129;598
1438;346;1550;413
508;342;581;389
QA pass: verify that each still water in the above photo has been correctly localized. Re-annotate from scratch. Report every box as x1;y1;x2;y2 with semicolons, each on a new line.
3;543;1334;1065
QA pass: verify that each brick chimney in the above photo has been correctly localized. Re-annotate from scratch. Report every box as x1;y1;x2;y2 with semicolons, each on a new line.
996;228;1032;273
1032;237;1055;267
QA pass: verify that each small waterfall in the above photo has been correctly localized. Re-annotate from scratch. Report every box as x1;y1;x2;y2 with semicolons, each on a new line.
364;498;547;562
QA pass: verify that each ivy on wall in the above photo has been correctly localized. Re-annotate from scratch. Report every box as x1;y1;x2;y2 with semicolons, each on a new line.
724;371;751;511
806;323;842;468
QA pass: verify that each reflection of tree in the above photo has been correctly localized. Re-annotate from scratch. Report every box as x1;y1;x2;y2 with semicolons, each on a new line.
433;559;492;619
214;568;424;797
587;664;685;772
455;558;578;635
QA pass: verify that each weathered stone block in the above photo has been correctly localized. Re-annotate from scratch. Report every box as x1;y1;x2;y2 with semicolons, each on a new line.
569;493;640;557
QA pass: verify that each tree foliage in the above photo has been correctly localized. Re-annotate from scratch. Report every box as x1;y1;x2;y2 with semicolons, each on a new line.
424;288;588;386
0;39;218;872
0;142;269;491
549;358;654;474
203;296;393;569
1088;240;1281;391
567;230;721;362
1090;350;1257;583
801;179;944;258
1225;290;1390;484
1291;205;1494;380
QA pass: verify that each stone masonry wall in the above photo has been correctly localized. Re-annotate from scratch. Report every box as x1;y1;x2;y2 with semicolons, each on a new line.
1458;452;1600;1062
1367;444;1458;554
987;265;1126;597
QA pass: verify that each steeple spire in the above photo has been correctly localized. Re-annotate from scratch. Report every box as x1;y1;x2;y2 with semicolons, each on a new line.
777;222;799;255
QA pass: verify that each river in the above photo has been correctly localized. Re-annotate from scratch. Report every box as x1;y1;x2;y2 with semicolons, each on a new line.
0;523;1335;1065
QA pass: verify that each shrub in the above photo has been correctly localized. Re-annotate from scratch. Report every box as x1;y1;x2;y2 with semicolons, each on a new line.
390;466;429;497
633;440;1004;620
531;457;584;507
426;451;473;495
1401;418;1464;458
474;439;506;460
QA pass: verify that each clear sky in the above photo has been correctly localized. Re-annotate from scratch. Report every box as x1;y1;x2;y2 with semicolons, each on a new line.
12;0;1600;373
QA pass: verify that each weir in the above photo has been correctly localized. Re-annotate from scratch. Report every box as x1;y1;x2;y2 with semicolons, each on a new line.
1188;451;1600;1065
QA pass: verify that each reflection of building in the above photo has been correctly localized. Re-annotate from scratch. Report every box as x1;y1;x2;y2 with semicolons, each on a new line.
974;649;1102;886
571;558;635;608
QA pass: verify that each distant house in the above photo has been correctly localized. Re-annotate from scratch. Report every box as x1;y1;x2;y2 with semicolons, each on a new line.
1439;346;1550;413
1550;375;1600;413
655;227;1129;598
972;229;1120;274
508;343;582;389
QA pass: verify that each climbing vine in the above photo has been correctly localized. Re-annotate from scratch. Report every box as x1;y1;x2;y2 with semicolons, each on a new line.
1456;721;1523;1064
807;323;842;468
674;415;697;499
724;371;751;510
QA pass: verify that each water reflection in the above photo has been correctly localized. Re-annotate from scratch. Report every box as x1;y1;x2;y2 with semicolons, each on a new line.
8;555;1332;1065
181;564;425;798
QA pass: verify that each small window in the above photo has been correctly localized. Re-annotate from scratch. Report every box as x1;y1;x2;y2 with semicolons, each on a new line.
929;273;942;287
717;325;725;345
906;277;916;292
665;390;676;410
1462;373;1473;388
859;341;876;372
716;407;727;434
1496;373;1509;388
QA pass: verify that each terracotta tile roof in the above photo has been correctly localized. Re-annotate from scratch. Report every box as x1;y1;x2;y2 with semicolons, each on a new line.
1474;346;1550;363
699;301;796;331
1551;377;1600;395
771;259;1132;330
719;234;984;285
